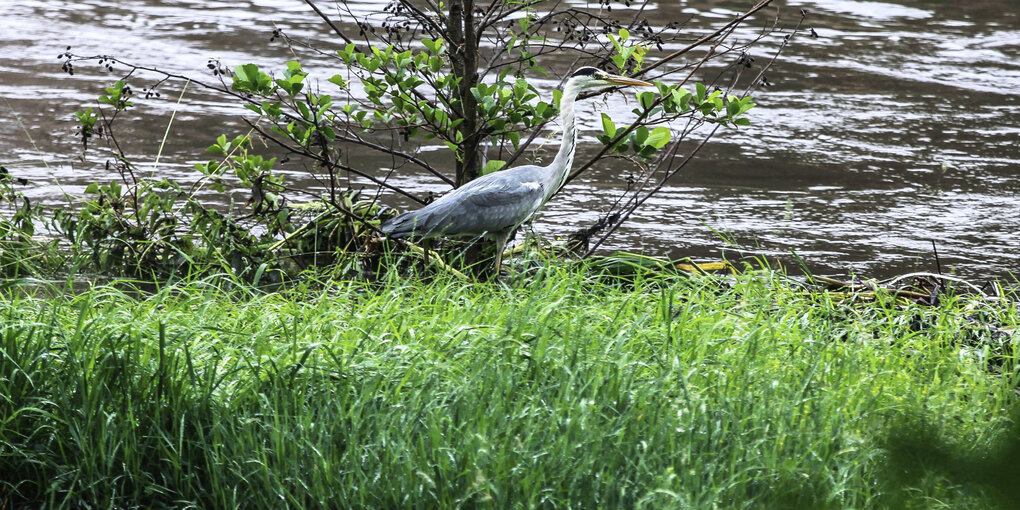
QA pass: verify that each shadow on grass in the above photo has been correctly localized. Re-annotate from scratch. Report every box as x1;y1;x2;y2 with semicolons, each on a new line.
879;408;1020;509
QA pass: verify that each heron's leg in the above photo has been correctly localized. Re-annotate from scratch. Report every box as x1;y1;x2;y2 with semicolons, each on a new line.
421;238;431;275
491;232;510;280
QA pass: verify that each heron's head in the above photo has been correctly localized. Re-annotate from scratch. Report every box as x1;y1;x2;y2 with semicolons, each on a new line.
568;66;653;90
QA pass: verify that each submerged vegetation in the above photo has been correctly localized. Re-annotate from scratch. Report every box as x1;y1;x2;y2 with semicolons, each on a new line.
1;265;1018;508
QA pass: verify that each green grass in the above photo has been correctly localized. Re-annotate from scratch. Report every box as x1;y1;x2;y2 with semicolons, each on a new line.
1;266;1018;508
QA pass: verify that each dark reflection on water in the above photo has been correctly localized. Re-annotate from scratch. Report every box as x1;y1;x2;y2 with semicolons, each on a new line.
1;0;1017;280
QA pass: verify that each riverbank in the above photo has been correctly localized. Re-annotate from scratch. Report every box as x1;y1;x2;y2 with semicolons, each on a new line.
1;265;1018;508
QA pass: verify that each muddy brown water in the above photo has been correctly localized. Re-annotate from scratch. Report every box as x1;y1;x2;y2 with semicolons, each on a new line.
1;0;1018;281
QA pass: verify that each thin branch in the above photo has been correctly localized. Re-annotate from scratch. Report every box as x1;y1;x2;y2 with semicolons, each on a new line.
565;5;760;186
583;8;799;257
337;133;454;187
634;0;774;78
246;119;429;205
397;0;445;37
583;122;718;258
303;0;354;44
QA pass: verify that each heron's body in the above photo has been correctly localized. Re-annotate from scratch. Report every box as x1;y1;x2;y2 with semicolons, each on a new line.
381;163;550;241
381;67;651;273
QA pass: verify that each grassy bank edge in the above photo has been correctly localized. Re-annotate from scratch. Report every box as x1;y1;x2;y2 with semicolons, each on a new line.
1;265;1018;508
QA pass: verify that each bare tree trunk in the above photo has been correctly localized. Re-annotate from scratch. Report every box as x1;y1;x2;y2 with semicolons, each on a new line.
447;0;482;187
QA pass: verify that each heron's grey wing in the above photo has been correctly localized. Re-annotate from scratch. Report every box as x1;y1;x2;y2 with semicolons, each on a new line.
390;173;543;238
460;175;548;231
424;174;546;236
381;166;548;239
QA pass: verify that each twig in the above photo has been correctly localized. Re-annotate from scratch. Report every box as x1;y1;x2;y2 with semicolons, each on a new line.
583;7;795;257
151;79;190;175
303;0;354;44
883;272;990;297
244;119;429;205
634;0;774;79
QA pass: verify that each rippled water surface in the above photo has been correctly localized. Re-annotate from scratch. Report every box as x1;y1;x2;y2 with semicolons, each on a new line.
2;0;1018;279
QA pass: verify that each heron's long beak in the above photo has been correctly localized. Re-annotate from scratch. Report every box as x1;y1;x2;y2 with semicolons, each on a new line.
605;74;654;87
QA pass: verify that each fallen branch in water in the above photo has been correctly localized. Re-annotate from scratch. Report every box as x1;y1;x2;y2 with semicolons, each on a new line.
814;272;1008;305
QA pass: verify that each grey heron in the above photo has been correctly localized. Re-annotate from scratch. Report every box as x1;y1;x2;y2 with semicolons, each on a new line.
381;67;653;274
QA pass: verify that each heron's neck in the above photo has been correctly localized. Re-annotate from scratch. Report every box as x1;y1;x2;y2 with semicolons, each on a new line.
547;82;581;195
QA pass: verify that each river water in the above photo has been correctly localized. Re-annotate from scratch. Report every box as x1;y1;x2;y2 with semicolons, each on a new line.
1;0;1018;281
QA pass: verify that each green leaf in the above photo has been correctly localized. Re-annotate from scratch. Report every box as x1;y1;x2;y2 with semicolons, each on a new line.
234;63;253;83
508;131;520;149
644;127;671;149
262;101;283;118
296;101;312;120
611;54;626;71
482;160;506;175
277;73;306;96
283;60;303;78
338;43;356;64
232;63;274;95
638;91;656;110
634;126;649;145
600;113;617;139
727;98;740;117
709;91;724;110
739;98;756;116
423;38;445;54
